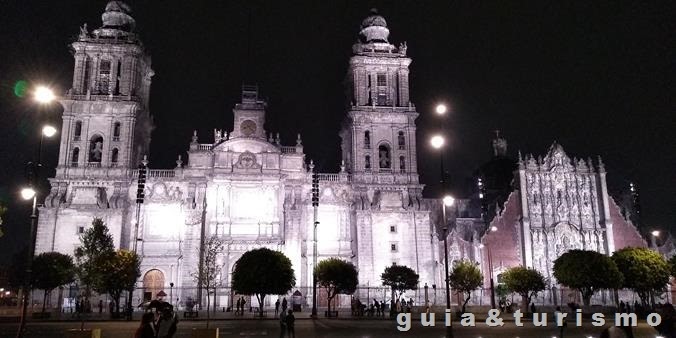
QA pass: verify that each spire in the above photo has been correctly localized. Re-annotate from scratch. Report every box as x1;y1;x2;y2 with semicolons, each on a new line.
91;1;137;40
491;130;508;157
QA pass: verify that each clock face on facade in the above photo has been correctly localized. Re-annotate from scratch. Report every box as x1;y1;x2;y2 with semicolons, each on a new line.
240;120;257;136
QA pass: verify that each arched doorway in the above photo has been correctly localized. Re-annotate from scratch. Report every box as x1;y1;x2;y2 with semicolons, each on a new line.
143;269;165;301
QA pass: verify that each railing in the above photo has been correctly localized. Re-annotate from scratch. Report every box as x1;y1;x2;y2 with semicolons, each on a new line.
148;170;175;178
280;146;297;154
65;93;141;102
86;162;102;168
317;173;340;182
73;136;81;141
198;144;212;151
113;136;120;142
70;162;78;167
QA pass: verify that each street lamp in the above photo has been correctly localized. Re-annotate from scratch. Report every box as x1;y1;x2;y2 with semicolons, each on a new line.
479;225;499;309
33;86;55;104
651;230;660;249
435;104;447;115
16;87;57;338
431;134;452;310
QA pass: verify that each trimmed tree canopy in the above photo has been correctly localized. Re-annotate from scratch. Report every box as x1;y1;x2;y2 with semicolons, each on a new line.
75;218;116;290
612;247;670;303
448;260;483;313
97;250;141;314
32;252;75;291
381;264;419;296
315;258;358;313
232;248;295;316
553;249;623;306
502;266;546;309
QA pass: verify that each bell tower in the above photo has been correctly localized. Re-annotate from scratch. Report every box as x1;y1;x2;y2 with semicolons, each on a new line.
55;1;153;177
339;9;419;183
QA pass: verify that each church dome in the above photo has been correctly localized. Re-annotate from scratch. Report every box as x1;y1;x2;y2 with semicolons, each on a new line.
359;8;390;43
101;1;135;32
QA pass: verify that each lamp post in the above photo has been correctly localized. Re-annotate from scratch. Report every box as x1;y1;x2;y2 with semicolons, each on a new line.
16;86;57;338
651;230;660;250
479;226;498;309
430;135;452;305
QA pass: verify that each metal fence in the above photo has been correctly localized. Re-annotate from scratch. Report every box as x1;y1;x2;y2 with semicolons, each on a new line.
12;285;674;315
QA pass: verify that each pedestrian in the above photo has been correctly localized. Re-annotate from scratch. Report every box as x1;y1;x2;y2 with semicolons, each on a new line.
241;297;247;314
380;301;386;316
98;299;103;314
109;300;114;316
134;312;157;338
278;308;287;338
554;306;567;338
275;299;280;316
286;309;296;338
236;297;241;316
282;297;288;312
619;301;625;313
530;302;536;314
156;305;179;338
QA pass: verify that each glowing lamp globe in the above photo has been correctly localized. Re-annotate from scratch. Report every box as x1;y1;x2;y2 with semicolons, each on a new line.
42;125;57;137
21;187;36;200
34;86;55;104
442;195;454;207
430;135;444;149
435;104;447;115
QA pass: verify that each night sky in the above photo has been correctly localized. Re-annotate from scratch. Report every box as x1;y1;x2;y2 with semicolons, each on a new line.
0;1;674;259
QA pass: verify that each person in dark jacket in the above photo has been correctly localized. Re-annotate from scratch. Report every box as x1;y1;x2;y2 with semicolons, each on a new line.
286;310;296;338
135;312;157;338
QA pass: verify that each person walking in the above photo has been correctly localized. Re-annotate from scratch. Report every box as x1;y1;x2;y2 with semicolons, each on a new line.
236;298;242;316
282;297;288;312
554;306;567;338
134;312;157;338
275;299;280;316
156;305;179;338
278;308;288;338
286;310;296;338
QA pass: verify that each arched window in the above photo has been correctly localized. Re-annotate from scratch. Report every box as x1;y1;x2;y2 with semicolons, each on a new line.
365;155;371;170
71;148;79;167
74;121;82;141
378;144;391;169
110;148;119;165
398;131;406;150
364;131;371;149
113;122;121;141
399;156;406;172
88;134;104;163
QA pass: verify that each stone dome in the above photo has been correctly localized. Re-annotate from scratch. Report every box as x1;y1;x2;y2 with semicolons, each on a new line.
101;1;135;32
360;8;388;29
359;9;390;43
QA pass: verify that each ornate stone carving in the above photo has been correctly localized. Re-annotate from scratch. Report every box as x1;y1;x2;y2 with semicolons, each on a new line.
235;151;260;169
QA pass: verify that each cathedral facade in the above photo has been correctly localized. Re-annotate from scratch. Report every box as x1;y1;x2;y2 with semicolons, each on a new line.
34;3;439;306
35;2;646;308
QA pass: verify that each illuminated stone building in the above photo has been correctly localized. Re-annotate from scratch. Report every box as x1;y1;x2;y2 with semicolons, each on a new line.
34;3;439;306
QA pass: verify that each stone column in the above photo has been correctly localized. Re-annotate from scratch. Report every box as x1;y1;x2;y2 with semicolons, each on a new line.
518;168;533;267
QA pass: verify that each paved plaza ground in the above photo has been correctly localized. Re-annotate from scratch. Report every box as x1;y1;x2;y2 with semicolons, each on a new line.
0;317;662;338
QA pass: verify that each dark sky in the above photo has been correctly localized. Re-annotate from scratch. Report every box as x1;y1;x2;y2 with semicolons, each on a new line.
0;1;674;259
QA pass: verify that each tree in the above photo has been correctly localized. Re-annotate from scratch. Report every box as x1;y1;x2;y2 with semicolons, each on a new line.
553;249;623;306
448;260;483;313
31;252;75;312
612;247;670;305
502;266;546;311
232;248;295;318
0;203;7;238
315;258;358;315
381;264;419;313
97;250;140;316
191;234;224;326
74;218;116;298
668;255;676;278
